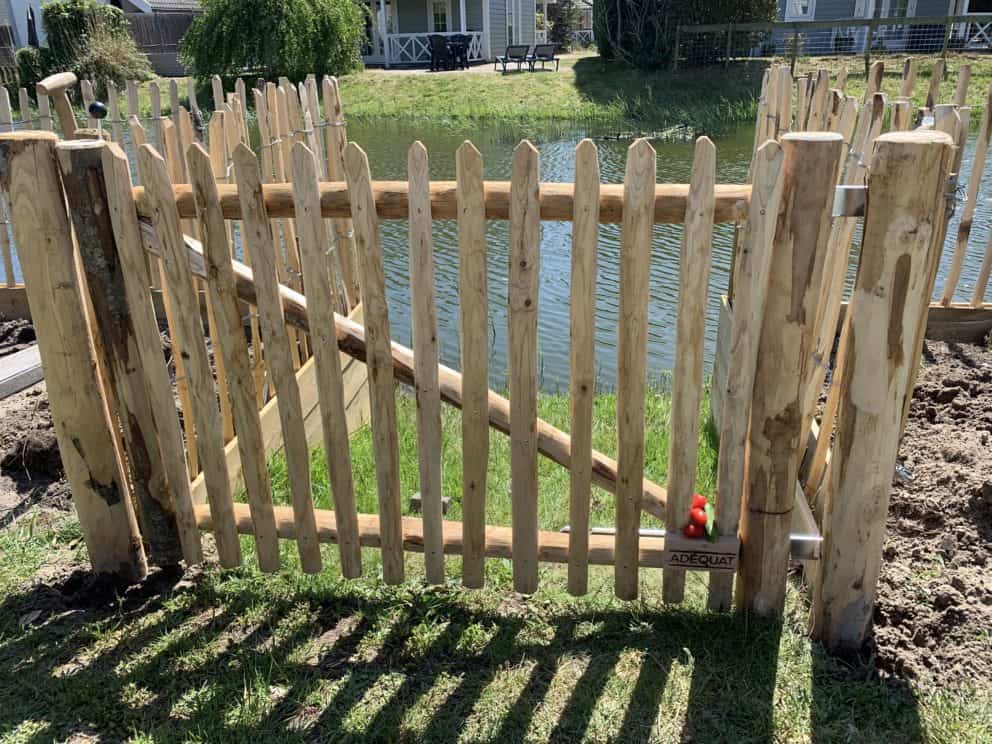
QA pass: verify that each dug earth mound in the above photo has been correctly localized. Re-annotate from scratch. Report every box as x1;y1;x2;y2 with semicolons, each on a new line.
1;321;990;686
873;336;992;683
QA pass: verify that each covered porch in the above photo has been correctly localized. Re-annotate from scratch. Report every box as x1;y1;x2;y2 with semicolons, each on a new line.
363;0;492;66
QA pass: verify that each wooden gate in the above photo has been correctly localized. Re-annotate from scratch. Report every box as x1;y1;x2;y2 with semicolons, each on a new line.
0;76;955;654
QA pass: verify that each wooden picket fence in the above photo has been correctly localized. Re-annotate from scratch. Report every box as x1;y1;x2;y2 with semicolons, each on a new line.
0;71;957;653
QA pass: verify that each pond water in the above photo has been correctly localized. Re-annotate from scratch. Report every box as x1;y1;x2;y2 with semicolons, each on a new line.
6;119;991;392
341;118;992;391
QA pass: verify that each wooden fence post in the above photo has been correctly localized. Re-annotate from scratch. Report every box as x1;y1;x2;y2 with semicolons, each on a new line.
0;132;147;581
812;131;955;652
736;132;843;616
56;139;201;567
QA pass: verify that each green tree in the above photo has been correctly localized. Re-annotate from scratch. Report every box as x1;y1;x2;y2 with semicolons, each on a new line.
180;0;367;84
549;0;581;51
17;0;152;98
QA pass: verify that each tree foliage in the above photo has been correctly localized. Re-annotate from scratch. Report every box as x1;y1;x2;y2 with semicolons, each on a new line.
549;0;581;51
17;0;152;98
180;0;367;83
594;0;777;68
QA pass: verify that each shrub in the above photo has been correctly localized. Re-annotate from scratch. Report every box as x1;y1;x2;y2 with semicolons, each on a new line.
16;0;151;98
594;0;777;69
180;0;367;83
549;0;581;51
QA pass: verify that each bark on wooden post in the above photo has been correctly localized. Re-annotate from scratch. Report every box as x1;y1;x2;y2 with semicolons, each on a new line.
0;132;147;581
812;131;955;652
56;139;202;567
736;132;843;616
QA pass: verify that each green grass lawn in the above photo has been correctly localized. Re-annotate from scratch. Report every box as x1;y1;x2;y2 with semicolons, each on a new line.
1;391;990;742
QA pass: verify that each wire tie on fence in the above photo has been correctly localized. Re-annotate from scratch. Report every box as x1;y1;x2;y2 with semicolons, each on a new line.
315;120;346;128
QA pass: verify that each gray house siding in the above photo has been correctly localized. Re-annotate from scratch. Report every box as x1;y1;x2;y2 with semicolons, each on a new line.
916;0;950;15
519;0;535;44
490;0;507;51
467;0;483;30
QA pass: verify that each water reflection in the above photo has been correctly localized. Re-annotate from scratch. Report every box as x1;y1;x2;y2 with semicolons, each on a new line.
346;119;755;392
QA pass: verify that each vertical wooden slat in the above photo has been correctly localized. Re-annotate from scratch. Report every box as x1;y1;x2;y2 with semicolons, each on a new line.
0;192;12;286
774;66;792;139
107;81;123;142
807;70;831;131
891;100;912;131
568;138;599;597
944;85;992;306
290;142;362;578
187;143;281;573
865;60;885;105
18;88;31;130
321;76;360;306
899;57;917;100
407;141;445;584
508;140;541;595
926;58;944;111
232;143;322;573
663;137;716;605
973;236;992;306
795;76;809;132
37;93;52;131
0;88;13;132
343;142;404;584
94;141;204;566
835;67;848;93
212;75;224;110
80;79;96;128
0;133;147;581
169;79;181;131
812;131;955;652
615;138;655;601
187;77;199;118
126;80;139;121
707;141;786;612
737;132;843;616
138;145;242;568
150;81;163;151
955;63;971;107
456;140;488;589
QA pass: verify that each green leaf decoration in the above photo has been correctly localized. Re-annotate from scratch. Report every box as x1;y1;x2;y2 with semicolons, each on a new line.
704;502;717;543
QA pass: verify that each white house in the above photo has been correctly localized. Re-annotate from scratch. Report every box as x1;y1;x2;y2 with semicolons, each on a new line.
364;0;537;65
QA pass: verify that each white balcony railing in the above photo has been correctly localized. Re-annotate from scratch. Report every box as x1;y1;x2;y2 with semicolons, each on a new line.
387;31;485;64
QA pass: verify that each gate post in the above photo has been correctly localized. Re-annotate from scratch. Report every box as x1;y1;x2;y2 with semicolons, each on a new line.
56;139;200;567
736;132;843;617
0;132;147;582
812;131;955;652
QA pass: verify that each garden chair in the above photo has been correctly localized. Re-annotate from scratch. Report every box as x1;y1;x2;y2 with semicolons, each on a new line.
430;35;454;71
528;43;560;71
448;33;470;69
494;44;531;73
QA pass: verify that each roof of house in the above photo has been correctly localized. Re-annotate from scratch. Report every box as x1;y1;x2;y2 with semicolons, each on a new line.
144;0;201;11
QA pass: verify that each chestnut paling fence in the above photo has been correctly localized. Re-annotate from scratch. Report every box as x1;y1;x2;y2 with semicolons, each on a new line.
0;72;955;654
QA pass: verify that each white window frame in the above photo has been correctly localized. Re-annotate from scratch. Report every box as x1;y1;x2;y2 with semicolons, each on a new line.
427;0;453;32
784;0;816;21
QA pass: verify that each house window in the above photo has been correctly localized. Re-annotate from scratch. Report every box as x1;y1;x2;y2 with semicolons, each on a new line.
784;0;815;20
432;0;448;32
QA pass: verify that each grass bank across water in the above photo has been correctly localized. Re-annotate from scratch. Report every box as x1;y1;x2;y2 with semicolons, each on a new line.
337;52;763;134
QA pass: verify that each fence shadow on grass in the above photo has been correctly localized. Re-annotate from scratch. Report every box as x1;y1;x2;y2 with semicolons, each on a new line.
0;563;924;742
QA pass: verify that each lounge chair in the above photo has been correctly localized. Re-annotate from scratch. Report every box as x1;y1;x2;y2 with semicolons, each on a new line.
495;44;530;73
430;35;454;71
528;43;560;71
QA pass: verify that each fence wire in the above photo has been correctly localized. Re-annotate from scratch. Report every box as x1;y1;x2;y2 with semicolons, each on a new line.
675;14;992;69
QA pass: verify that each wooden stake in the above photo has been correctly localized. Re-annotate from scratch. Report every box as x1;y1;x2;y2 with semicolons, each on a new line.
232;143;322;573
0;132;147;581
663;137;716;605
567;139;599;596
615;138;655;601
343;142;404;584
406;141;445;585
736;132;843;616
707;141;785;612
289;142;363;578
812;131;955;652
508;141;541;595
187;143;281;573
456;141;489;589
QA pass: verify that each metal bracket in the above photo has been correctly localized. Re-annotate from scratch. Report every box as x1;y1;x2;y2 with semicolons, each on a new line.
832;185;867;218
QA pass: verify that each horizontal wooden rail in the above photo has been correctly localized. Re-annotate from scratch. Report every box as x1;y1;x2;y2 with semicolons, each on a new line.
139;226;672;516
134;181;752;224
195;503;740;570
